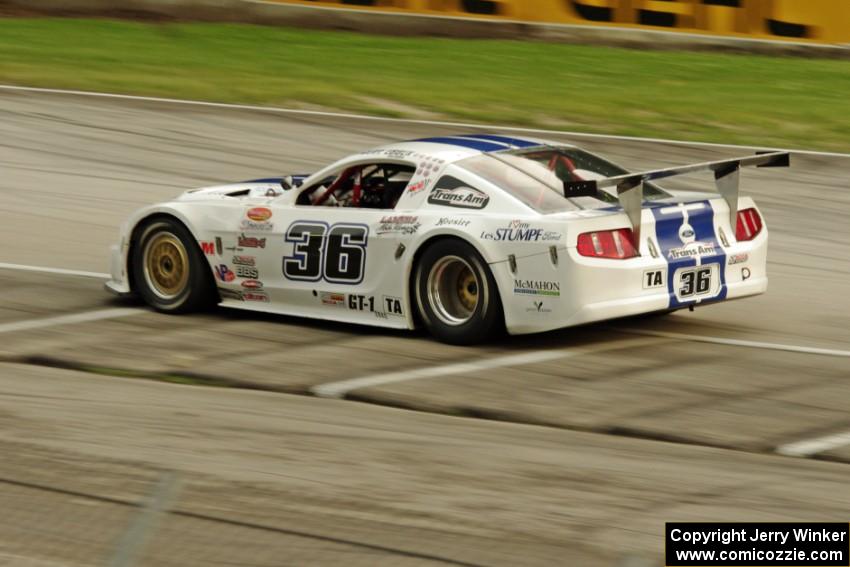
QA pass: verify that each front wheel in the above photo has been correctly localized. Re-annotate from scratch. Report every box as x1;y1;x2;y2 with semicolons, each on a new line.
132;218;216;313
414;240;504;345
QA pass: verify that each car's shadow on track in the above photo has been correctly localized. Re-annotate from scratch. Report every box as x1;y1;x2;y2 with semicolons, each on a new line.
106;294;758;351
105;293;652;349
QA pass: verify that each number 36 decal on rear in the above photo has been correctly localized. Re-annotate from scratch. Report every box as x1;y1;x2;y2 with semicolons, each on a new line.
674;264;719;301
283;221;369;284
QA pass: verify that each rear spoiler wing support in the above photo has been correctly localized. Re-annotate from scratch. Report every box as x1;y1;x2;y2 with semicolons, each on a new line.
564;151;790;248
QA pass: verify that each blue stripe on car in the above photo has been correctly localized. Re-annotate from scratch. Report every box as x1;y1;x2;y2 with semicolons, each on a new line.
651;200;727;309
414;137;508;152
460;134;539;148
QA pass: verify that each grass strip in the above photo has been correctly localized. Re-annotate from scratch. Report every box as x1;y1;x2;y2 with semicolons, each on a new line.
1;18;849;151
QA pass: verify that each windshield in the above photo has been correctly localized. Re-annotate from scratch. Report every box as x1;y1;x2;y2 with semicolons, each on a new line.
458;147;670;213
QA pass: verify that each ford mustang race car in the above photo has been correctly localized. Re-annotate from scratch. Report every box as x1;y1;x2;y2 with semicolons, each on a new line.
106;135;789;344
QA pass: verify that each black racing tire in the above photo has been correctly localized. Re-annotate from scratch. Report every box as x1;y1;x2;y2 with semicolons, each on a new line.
131;217;216;313
414;239;504;345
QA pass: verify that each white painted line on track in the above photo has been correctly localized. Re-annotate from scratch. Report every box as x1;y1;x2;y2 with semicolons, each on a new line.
0;308;140;335
1;84;847;158
613;327;850;358
0;262;110;279
311;337;658;399
776;431;850;458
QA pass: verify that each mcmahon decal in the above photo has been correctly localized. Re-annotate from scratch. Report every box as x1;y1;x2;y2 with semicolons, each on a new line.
513;280;561;297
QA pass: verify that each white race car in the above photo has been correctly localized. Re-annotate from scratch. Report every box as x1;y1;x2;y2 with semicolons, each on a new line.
106;135;788;344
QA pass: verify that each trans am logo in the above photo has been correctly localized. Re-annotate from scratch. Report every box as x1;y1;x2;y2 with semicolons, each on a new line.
428;176;489;210
428;187;489;210
667;242;719;260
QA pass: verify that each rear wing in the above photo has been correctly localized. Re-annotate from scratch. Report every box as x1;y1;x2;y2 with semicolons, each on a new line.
563;151;790;246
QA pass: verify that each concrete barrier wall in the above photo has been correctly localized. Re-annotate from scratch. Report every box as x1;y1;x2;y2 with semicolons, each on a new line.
257;0;850;44
2;0;848;58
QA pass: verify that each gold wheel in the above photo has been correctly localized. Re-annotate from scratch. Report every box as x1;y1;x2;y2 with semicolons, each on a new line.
427;255;480;326
457;269;478;312
143;231;189;300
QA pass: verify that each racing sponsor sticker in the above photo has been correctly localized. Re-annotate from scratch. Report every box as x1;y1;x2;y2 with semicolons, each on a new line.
728;252;749;265
320;292;346;307
348;294;375;312
241;220;274;232
480;220;561;243
241;207;274;232
376;215;420;236
428;176;489;210
382;295;404;317
407;180;427;193
238;234;266;249
513;280;560;297
526;300;552;314
214;265;236;283
667;242;719;260
200;241;216;256
429;187;489;210
236;266;259;279
643;269;666;289
232;255;255;266
436;217;470;228
246;207;272;222
242;291;270;302
241;280;263;290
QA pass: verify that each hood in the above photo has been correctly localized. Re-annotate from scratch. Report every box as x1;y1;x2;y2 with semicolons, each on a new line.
178;181;285;202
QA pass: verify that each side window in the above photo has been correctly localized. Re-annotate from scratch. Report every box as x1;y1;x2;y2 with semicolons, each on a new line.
426;175;490;210
296;163;415;209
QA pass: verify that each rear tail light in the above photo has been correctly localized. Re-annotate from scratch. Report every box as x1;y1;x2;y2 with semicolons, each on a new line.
736;208;763;241
577;228;638;259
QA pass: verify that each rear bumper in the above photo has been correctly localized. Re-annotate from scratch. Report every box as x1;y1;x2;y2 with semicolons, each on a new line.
564;275;767;327
494;232;768;335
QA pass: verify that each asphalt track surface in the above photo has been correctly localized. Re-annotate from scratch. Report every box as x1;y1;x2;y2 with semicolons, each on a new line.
1;89;849;566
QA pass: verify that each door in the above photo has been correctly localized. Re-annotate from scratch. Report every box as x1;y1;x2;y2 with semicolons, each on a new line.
268;161;418;323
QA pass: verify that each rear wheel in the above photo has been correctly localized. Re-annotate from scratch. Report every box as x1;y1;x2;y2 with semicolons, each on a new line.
132;218;216;313
414;240;503;345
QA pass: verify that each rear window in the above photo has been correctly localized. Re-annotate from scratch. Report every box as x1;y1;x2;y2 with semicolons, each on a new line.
458;148;669;213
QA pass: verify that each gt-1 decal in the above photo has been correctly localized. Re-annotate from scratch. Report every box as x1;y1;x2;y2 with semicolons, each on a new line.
348;294;375;312
283;221;368;284
347;294;403;318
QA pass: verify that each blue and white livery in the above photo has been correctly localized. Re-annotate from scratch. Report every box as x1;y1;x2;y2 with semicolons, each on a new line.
106;135;788;344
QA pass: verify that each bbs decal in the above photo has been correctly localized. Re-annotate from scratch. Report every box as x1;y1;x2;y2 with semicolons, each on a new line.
283;221;368;284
